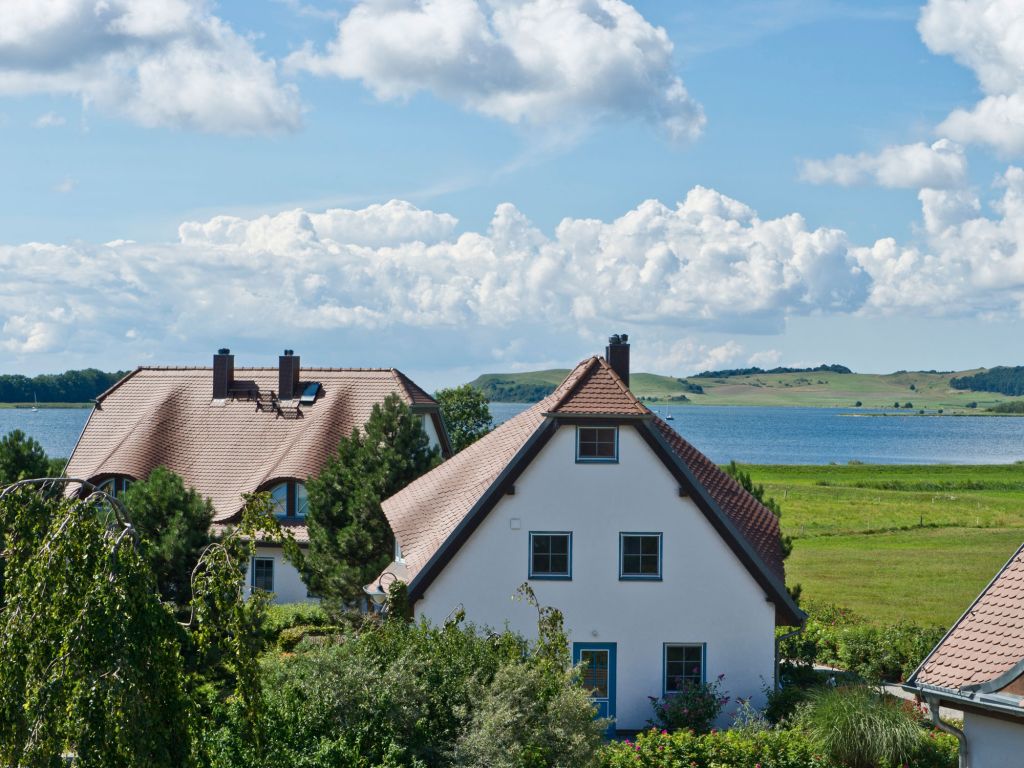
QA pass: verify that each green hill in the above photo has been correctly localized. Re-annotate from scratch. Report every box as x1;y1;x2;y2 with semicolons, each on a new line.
468;367;1024;413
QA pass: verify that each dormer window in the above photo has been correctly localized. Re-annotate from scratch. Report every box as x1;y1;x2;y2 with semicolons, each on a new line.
576;426;618;463
96;475;133;496
267;480;308;520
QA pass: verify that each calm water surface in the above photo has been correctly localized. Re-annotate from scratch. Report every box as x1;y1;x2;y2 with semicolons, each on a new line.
0;408;91;459
4;404;1024;465
489;404;1024;465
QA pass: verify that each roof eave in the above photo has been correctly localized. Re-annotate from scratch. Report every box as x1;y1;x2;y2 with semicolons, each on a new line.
636;419;804;627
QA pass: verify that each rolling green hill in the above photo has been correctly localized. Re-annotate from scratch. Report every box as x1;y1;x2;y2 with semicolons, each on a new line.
468;367;1024;412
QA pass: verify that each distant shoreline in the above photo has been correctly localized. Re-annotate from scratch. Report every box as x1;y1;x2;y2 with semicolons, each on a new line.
0;403;92;409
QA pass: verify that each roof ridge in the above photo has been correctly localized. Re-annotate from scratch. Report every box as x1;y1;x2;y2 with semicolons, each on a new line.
136;365;406;372
595;356;648;412
548;356;601;410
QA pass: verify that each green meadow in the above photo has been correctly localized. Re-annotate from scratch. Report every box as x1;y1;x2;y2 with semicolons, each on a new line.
738;463;1024;627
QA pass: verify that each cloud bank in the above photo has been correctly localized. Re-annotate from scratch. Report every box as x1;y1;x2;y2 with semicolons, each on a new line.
920;0;1024;155
0;0;301;134
7;163;1024;372
800;140;968;189
287;0;705;140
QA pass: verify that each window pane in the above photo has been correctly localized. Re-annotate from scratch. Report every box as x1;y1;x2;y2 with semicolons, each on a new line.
270;483;288;518
578;427;617;460
581;650;609;697
531;534;570;576
621;535;660;577
252;558;274;592
665;645;703;692
295;482;308;518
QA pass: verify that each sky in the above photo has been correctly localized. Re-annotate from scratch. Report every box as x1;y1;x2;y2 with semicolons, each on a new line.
1;0;1023;389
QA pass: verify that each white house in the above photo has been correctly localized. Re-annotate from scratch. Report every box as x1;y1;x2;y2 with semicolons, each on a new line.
377;335;803;732
905;541;1024;768
64;348;451;603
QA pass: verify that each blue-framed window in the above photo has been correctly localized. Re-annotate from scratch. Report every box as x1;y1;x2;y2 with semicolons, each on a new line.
664;643;705;694
576;426;618;463
529;532;572;579
251;557;275;593
268;480;308;520
619;532;663;580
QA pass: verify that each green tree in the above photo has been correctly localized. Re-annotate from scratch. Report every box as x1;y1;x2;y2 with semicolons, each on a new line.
304;393;440;608
123;467;215;606
0;429;50;485
0;478;283;768
436;384;493;453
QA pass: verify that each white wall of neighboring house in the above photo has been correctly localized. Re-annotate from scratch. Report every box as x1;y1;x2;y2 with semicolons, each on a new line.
421;414;441;452
244;545;313;604
964;710;1024;767
414;423;777;731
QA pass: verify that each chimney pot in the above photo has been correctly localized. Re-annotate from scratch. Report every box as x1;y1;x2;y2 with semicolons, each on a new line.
213;348;234;399
605;332;630;387
279;349;301;400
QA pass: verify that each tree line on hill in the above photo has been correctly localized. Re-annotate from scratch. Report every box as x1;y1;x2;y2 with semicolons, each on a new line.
693;363;853;379
0;368;127;403
950;366;1024;396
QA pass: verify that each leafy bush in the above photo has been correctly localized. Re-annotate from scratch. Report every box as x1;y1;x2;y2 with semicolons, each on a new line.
779;602;944;682
763;683;810;725
796;686;923;768
599;727;833;768
648;675;729;734
276;624;345;652
453;661;605;768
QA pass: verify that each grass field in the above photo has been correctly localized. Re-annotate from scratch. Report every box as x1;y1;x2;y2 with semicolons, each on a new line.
470;368;1024;412
738;463;1024;627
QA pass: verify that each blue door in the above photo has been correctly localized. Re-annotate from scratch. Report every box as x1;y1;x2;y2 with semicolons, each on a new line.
573;642;616;736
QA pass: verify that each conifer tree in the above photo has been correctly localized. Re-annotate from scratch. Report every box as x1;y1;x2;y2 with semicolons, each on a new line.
304;394;439;609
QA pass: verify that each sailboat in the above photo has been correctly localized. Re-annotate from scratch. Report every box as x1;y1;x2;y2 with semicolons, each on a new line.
31;393;38;413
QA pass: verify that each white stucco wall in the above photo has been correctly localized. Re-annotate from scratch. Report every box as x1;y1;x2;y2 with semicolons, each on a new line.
414;423;777;731
421;414;442;452
964;710;1024;768
244;546;314;604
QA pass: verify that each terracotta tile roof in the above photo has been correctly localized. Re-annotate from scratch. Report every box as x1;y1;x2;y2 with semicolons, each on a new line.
548;357;648;416
66;366;440;524
651;417;785;583
912;542;1024;692
381;356;788;599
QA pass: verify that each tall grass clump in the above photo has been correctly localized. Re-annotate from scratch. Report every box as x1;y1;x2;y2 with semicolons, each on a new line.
798;685;922;768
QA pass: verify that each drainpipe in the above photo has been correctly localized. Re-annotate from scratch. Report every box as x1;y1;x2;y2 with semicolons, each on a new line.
774;622;806;690
923;693;968;768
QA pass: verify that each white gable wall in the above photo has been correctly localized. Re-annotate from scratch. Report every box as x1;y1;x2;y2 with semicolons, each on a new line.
964;710;1024;767
414;423;777;730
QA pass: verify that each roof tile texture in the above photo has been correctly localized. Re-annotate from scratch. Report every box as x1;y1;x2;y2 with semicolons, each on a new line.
66;366;437;522
382;356;786;588
915;543;1024;691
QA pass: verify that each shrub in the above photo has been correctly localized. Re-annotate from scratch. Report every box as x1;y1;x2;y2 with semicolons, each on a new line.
598;727;833;768
453;661;606;768
648;675;729;734
276;624;345;652
797;685;923;768
764;683;810;724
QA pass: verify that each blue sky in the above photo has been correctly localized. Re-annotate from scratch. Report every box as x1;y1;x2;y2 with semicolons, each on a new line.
1;0;1023;389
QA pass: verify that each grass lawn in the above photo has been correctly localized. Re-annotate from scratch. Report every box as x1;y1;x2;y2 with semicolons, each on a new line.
738;463;1024;626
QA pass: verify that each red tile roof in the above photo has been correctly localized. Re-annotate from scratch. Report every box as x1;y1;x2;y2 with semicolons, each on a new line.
381;356;789;607
912;542;1024;692
66;366;441;535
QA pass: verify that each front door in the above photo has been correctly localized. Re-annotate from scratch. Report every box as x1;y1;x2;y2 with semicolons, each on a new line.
573;642;616;736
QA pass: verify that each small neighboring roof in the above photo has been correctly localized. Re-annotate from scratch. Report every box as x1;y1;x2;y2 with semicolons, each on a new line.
65;366;445;533
381;356;799;624
908;541;1024;703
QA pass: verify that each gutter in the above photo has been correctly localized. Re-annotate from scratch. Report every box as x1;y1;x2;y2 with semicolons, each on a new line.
775;621;806;690
922;692;968;768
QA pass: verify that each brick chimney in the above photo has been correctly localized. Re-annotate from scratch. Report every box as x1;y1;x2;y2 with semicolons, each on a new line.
605;333;630;387
279;349;300;400
213;348;234;399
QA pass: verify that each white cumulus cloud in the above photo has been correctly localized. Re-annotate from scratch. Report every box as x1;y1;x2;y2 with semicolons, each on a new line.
0;0;301;134
919;0;1024;155
286;0;704;141
800;140;968;189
